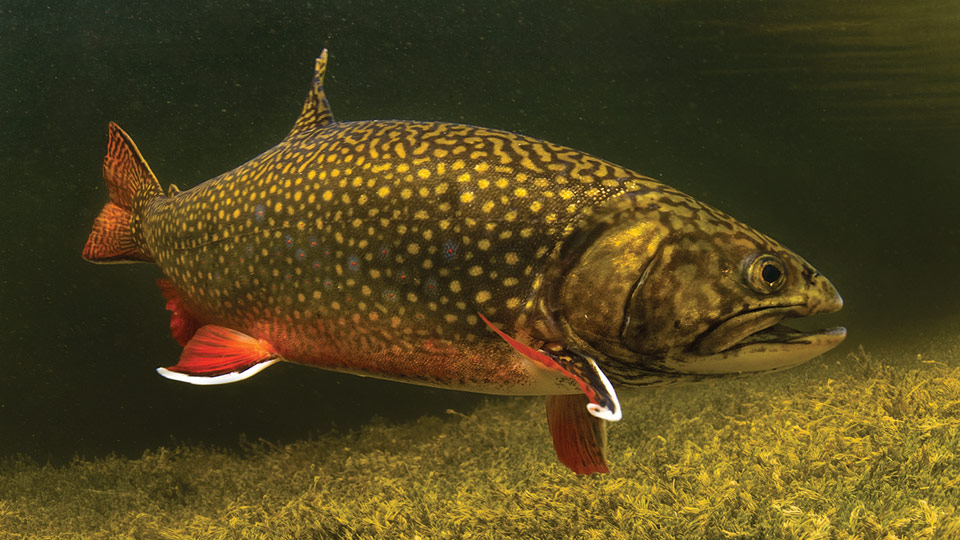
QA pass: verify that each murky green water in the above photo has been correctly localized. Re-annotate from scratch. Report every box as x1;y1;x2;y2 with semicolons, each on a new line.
1;0;958;463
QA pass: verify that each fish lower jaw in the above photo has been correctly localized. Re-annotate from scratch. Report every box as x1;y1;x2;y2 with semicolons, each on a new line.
665;325;847;375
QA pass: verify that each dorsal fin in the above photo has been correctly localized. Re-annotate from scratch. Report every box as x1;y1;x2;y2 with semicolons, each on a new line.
288;49;334;138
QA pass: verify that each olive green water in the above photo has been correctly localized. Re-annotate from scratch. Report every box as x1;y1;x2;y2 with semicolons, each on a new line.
1;1;959;537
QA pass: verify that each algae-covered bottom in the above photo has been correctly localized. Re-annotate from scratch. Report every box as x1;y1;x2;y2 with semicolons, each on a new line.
2;342;960;539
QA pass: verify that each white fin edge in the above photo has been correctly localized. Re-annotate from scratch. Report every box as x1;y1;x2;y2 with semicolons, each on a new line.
584;356;622;422
156;359;279;386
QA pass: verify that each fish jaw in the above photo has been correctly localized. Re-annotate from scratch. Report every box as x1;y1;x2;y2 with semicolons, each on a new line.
664;324;847;375
681;271;845;373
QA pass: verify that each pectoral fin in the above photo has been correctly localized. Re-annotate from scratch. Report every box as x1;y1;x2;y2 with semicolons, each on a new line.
478;313;621;421
547;394;609;474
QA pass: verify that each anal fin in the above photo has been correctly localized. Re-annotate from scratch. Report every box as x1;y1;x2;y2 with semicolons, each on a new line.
547;394;609;475
157;325;281;385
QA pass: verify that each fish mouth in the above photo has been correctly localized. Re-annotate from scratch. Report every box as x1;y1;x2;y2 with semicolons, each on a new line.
676;303;847;375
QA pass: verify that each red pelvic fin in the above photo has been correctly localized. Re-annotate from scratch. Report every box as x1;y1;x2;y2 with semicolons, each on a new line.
157;278;202;346
157;325;281;385
82;123;163;263
547;394;609;475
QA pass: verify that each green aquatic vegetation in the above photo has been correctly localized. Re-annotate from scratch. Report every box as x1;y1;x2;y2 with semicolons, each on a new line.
1;345;959;539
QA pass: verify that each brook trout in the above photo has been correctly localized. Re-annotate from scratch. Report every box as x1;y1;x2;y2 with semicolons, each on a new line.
83;51;845;474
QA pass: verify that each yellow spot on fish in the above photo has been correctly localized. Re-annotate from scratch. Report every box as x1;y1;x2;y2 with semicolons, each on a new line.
378;186;390;198
418;168;430;179
475;291;491;303
505;252;519;265
450;280;462;293
468;265;483;276
460;192;475;203
506;297;521;309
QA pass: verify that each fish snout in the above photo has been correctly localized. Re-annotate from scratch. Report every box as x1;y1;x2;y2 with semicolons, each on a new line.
807;272;843;315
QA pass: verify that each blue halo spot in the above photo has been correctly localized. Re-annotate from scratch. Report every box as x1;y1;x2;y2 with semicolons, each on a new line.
296;248;306;259
423;277;439;297
442;240;458;261
254;204;266;222
347;255;359;271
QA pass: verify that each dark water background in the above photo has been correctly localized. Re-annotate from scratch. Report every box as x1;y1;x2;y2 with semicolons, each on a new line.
1;0;958;463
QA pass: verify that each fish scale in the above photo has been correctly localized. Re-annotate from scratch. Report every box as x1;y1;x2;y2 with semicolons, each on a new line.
84;50;845;474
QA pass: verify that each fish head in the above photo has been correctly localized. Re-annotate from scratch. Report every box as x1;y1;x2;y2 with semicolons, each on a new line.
558;188;845;384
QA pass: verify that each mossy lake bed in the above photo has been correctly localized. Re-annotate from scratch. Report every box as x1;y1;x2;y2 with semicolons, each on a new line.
2;334;959;540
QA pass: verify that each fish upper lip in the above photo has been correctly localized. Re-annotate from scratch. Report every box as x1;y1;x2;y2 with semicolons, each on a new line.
692;303;810;355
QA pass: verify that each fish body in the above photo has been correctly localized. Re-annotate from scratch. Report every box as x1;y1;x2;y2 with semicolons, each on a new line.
84;51;845;474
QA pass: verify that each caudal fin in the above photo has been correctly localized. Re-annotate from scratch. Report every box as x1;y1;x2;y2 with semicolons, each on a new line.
82;122;163;263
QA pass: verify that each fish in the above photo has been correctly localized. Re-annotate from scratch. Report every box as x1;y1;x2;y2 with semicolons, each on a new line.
83;50;845;475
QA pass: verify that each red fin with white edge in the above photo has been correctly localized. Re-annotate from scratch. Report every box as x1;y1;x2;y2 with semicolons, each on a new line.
547;394;609;475
479;312;621;422
82;123;164;263
157;278;202;346
157;325;281;385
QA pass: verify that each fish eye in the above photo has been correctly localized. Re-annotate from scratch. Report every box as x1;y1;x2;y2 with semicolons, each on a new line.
746;253;787;294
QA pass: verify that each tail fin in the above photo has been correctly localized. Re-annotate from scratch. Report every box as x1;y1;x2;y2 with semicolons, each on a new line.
83;122;164;263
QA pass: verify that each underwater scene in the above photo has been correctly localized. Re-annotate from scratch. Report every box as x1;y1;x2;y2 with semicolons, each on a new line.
1;0;959;538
